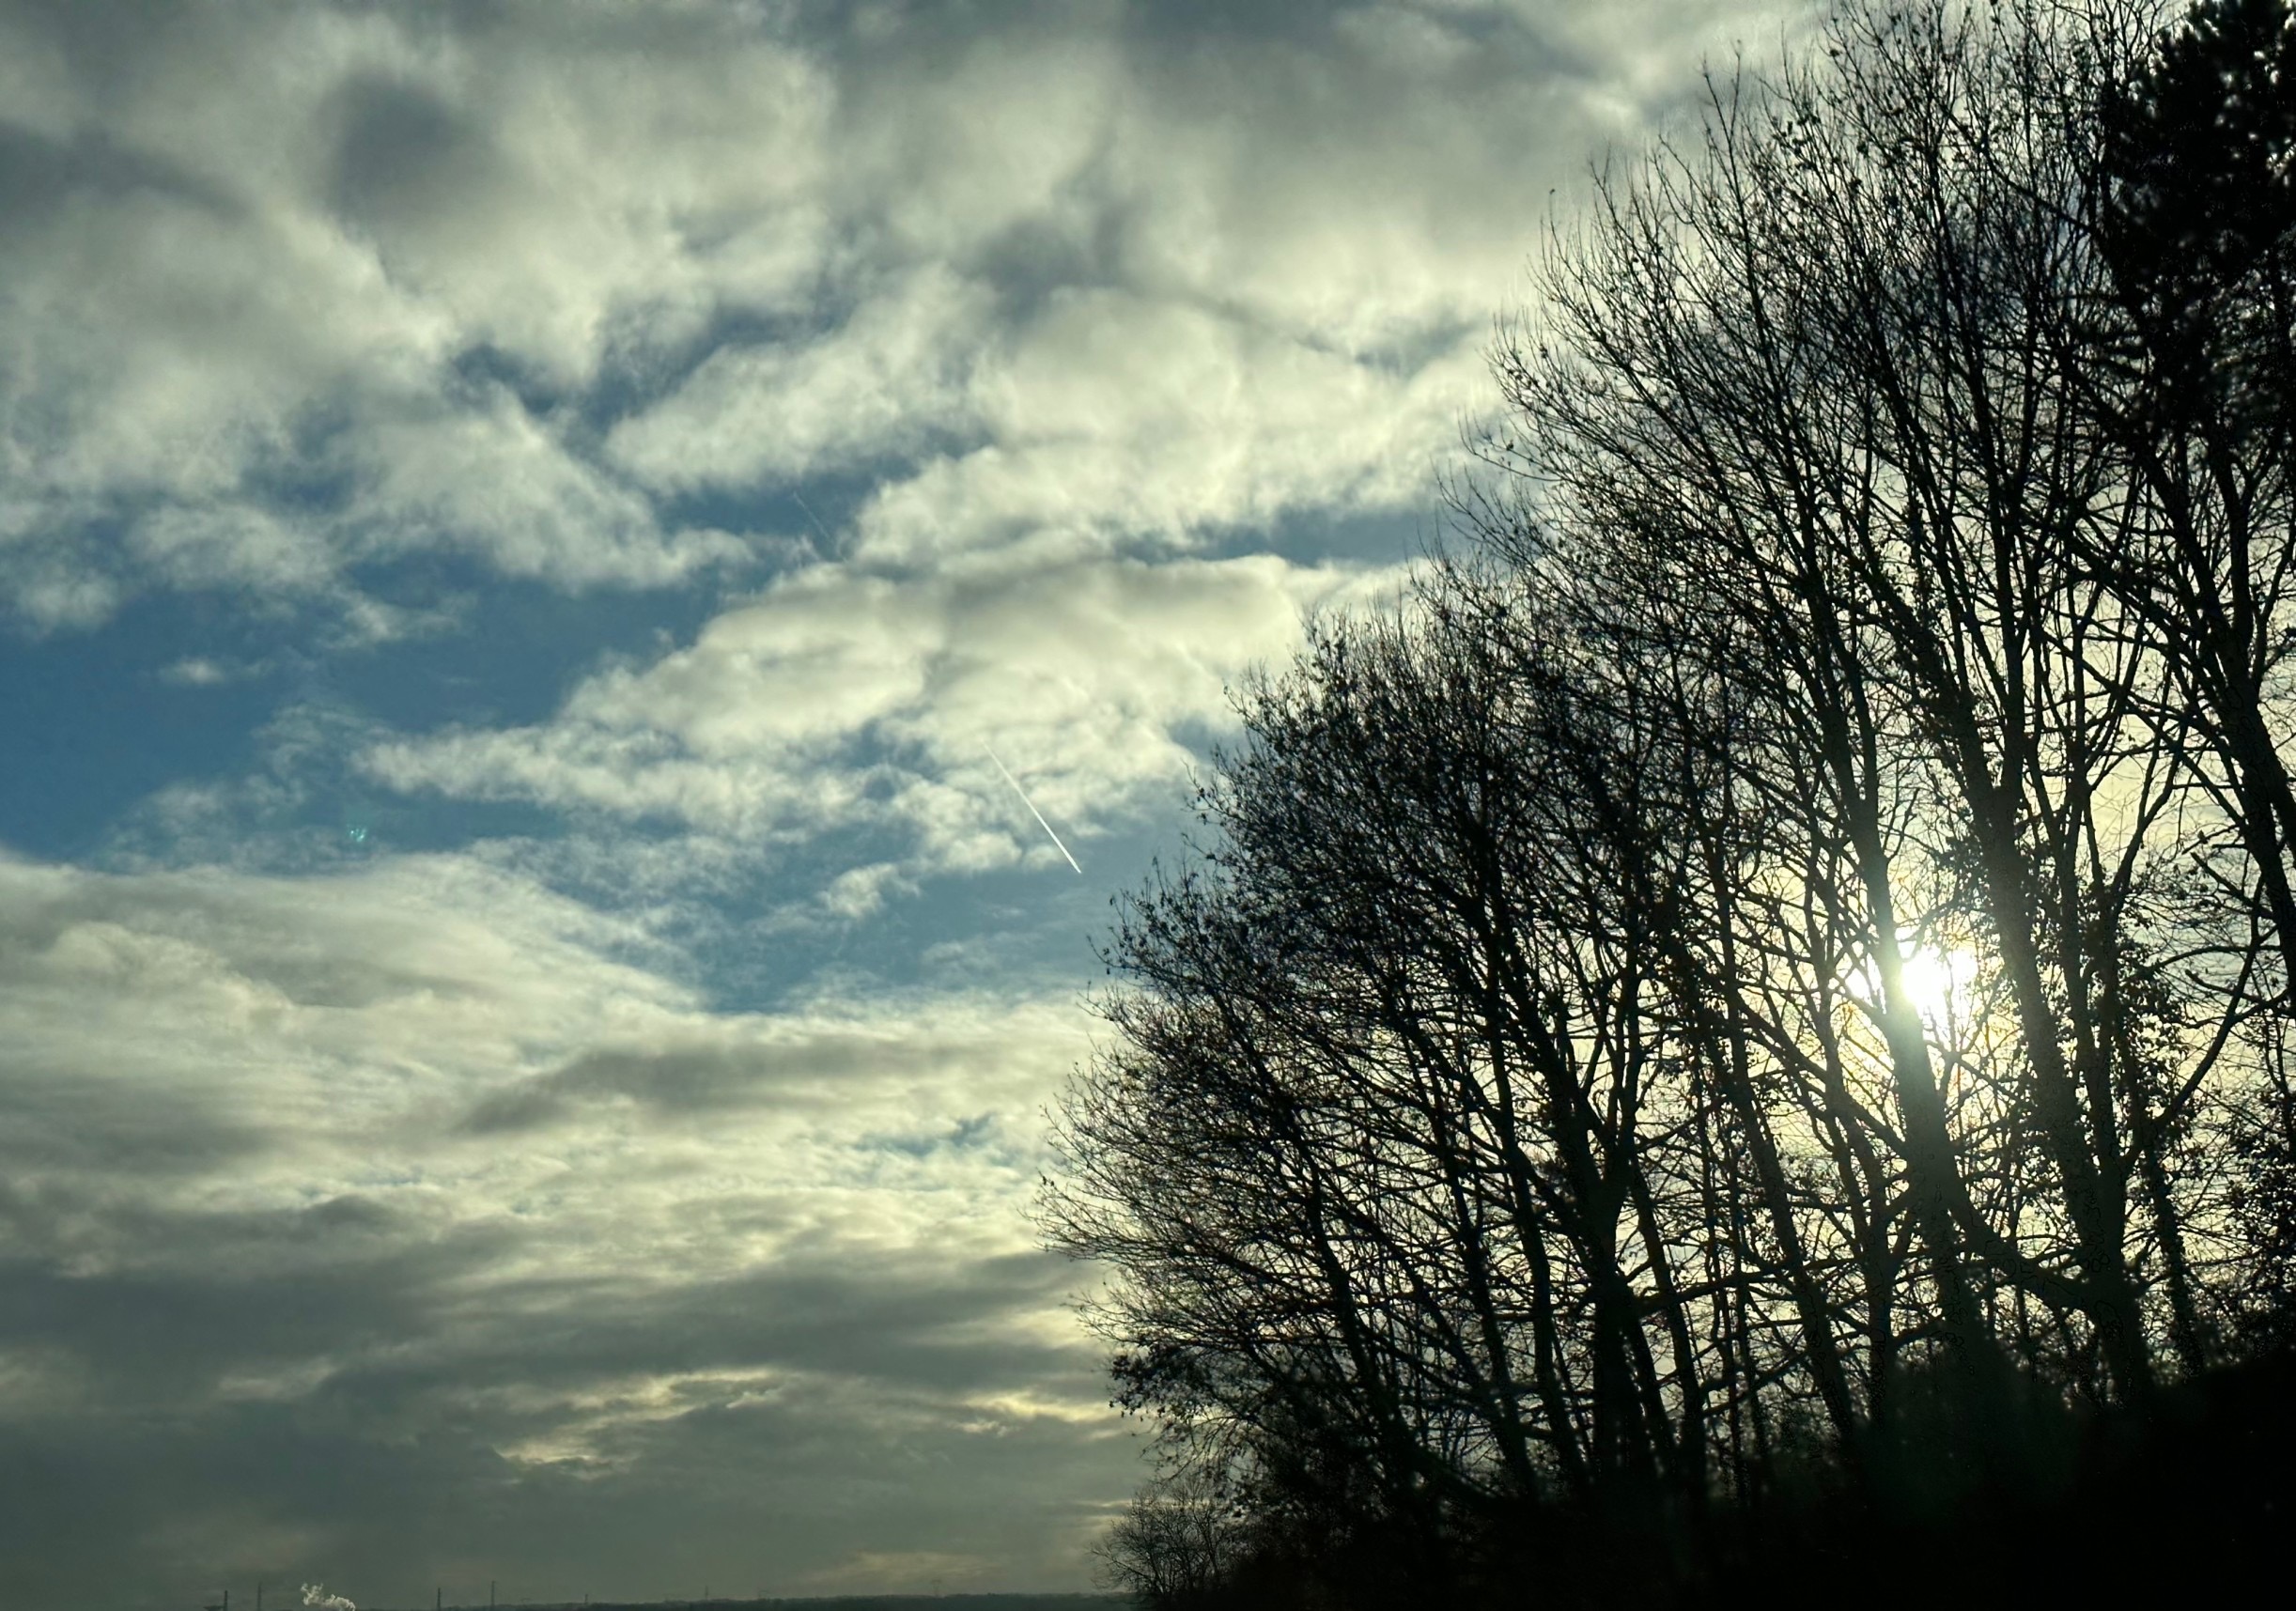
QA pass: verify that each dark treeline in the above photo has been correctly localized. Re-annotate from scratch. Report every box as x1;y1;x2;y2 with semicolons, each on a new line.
378;1600;1125;1611
1041;2;2296;1604
390;1600;1128;1611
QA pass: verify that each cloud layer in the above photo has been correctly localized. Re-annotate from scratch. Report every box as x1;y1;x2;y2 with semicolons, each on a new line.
362;551;1404;902
0;852;1128;1601
0;0;1816;1602
0;0;1797;627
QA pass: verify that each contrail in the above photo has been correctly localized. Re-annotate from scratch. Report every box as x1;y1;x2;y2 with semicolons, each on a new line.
987;749;1083;875
790;489;835;551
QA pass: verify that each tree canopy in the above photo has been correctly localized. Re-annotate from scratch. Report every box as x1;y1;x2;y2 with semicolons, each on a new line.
1043;3;2296;1603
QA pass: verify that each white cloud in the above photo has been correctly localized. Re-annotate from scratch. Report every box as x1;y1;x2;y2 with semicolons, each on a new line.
0;2;1832;1595
853;289;1483;564
607;266;994;491
0;1;828;624
0;844;1134;1592
343;382;751;584
0;0;1805;628
158;656;233;686
0;844;1109;1374
361;550;1408;875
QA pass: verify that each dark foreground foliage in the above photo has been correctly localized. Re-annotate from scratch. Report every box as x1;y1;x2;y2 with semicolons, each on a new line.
1046;1;2296;1605
1588;1347;2295;1609
398;1599;1127;1611
1099;1349;2296;1609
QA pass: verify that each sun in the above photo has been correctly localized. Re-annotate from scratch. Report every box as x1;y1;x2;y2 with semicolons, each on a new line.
1895;943;1970;1027
1857;937;1976;1030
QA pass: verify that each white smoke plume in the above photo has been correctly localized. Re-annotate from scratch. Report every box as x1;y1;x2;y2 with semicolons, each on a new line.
302;1587;355;1611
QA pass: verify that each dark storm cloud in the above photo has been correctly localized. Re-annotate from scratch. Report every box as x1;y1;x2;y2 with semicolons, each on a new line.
326;76;504;243
0;852;1120;1601
0;120;238;236
462;1028;1036;1134
0;1071;268;1181
0;1212;495;1407
0;1195;1118;1602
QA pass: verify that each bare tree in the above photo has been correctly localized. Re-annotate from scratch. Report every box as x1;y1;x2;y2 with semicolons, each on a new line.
1047;2;2296;1603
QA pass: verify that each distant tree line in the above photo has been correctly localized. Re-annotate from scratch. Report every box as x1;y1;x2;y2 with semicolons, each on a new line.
1042;2;2296;1603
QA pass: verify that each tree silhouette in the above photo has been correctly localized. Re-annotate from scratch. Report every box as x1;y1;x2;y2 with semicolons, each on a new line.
1045;3;2296;1604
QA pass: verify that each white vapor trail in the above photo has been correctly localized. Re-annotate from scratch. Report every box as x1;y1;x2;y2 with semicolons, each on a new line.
986;750;1083;875
302;1588;355;1611
790;488;836;552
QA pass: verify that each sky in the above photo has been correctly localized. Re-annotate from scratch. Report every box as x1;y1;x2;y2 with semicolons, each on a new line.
0;1;1807;1603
